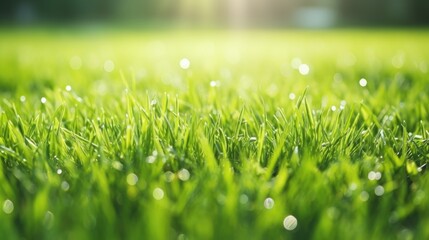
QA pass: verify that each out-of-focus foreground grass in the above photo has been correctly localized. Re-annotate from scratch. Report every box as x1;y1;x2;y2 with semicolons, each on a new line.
0;28;429;239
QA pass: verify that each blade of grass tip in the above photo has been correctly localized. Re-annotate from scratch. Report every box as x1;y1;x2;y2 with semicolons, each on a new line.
119;70;129;90
264;130;288;180
420;120;427;139
197;128;218;171
296;86;309;109
304;98;315;129
256;121;266;163
360;102;381;129
234;106;245;141
130;68;137;91
401;123;408;163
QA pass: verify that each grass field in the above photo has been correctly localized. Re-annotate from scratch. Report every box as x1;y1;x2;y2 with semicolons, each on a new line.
1;28;429;239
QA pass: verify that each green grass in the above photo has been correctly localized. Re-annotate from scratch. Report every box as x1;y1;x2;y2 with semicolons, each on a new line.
1;28;429;239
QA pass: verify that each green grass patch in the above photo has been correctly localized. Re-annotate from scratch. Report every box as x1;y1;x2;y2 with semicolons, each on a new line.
0;29;429;239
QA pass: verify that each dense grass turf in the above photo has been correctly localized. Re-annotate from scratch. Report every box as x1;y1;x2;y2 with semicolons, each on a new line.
0;28;429;239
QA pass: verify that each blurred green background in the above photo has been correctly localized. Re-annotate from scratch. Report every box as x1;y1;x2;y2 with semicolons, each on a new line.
1;0;429;28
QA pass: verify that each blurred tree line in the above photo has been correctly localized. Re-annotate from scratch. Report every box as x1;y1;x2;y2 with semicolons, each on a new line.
1;0;428;27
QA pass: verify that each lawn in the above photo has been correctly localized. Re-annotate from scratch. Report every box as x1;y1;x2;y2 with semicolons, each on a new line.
0;28;429;239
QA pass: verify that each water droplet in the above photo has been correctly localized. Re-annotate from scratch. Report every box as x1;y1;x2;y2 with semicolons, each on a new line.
2;199;14;214
360;191;369;201
210;80;219;87
375;185;385;196
65;85;72;91
291;58;302;69
165;171;175;182
327;207;339;219
340;100;346;110
391;54;404;68
41;97;47;104
153;187;164;200
177;233;187;240
331;106;337;112
289;93;296;100
298;64;310;75
249;137;257;142
368;171;376;180
56;169;62;175
263;197;275;209
20;96;26;102
178;169;190;181
368;171;381;181
112;161;123;171
239;194;249;204
333;73;343;82
146;156;156;164
43;211;55;229
61;181;70;191
179;58;190;69
283;215;298;230
126;173;138;186
374;172;382;180
359;78;367;87
104;60;115;72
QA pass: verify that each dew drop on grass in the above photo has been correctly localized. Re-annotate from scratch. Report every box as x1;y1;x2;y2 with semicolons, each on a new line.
263;197;275;209
41;97;47;104
331;106;337;111
153;188;164;200
177;233;187;240
210;80;218;87
56;169;62;175
368;171;381;181
146;156;156;164
298;64;310;75
65;85;72;91
375;185;385;196
179;58;190;69
249;137;257;142
2;199;14;214
126;173;138;186
283;215;298;230
112;161;123;171
104;60;115;72
43;211;55;229
178;169;190;181
327;207;339;219
239;194;249;204
165;171;175;182
61;181;70;191
360;191;369;201
359;78;367;87
374;172;382;180
291;58;302;69
391;54;404;68
368;171;376;180
333;73;343;82
289;93;296;100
